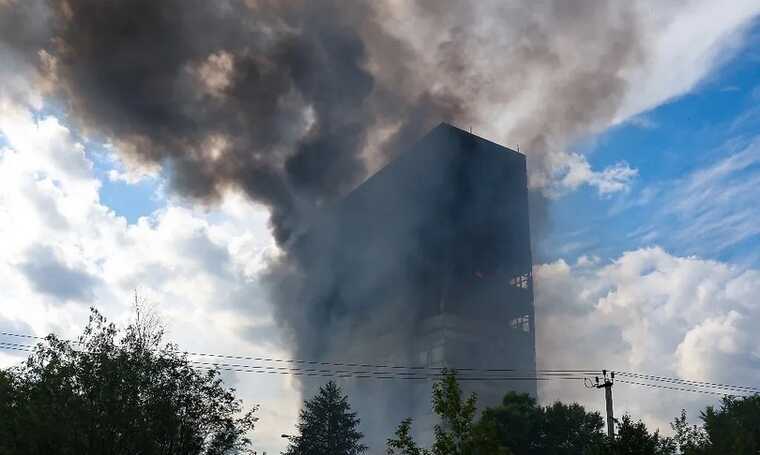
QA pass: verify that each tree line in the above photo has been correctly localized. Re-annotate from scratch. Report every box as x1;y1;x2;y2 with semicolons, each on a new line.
1;308;758;454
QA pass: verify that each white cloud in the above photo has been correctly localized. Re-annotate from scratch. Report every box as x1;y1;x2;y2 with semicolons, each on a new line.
0;101;298;454
105;154;161;185
0;46;45;110
626;115;659;130
675;311;747;380
615;0;760;122
549;152;638;197
535;247;760;432
576;255;600;268
627;136;760;259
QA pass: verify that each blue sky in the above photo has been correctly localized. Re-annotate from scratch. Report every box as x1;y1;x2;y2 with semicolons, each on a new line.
98;176;163;223
542;17;760;268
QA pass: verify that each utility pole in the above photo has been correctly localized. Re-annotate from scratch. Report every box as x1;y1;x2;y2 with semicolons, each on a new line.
594;370;616;438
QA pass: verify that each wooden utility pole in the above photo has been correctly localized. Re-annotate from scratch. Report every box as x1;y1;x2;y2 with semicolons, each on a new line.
594;370;616;437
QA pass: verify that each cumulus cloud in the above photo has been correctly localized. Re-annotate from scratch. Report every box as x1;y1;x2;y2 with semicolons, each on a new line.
0;97;297;454
543;151;638;197
20;245;100;302
535;246;760;431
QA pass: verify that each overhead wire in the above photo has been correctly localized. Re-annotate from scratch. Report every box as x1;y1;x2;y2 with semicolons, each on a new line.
2;331;759;394
615;371;760;394
0;340;586;381
0;330;596;375
615;379;752;397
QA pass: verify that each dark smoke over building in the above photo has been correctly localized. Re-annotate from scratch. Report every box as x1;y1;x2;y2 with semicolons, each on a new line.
0;0;473;245
270;123;535;449
0;0;654;448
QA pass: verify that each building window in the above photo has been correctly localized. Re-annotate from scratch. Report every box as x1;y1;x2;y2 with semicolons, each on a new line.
509;273;530;289
510;315;530;333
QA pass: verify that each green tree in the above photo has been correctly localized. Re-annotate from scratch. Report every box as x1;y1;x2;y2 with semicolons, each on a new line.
671;409;709;455
540;401;607;453
386;370;509;455
0;308;258;455
285;380;367;455
386;418;427;455
593;415;675;455
478;392;605;455
673;395;760;455
477;392;539;454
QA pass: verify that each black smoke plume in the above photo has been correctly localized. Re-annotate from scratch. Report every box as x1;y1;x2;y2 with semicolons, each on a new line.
0;0;648;240
1;0;468;243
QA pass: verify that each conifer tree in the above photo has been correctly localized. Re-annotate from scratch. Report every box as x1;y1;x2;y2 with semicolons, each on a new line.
285;381;367;455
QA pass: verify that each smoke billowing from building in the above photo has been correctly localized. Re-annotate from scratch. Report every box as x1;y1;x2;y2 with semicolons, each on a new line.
1;0;649;449
1;0;473;243
272;124;537;449
1;0;648;233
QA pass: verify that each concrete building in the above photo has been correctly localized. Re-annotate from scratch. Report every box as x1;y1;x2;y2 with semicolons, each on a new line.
293;123;535;450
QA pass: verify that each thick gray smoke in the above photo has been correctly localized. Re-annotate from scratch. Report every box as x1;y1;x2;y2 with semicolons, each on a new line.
0;0;646;236
1;0;649;450
0;0;469;243
372;1;646;193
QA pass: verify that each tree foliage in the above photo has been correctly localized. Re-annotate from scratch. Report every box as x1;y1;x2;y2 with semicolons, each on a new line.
0;308;258;455
385;372;716;455
673;395;760;455
591;414;675;455
671;409;710;455
479;392;606;455
285;380;367;455
386;370;509;455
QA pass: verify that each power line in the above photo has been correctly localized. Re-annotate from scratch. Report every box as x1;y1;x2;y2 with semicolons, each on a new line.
615;379;752;397
3;332;759;395
185;358;589;380
616;371;760;394
0;342;586;382
0;341;587;381
0;330;596;375
0;331;42;340
197;365;587;382
0;344;33;353
0;341;36;350
1;342;758;395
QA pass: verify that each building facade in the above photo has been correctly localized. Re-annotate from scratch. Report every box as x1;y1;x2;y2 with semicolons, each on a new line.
293;123;536;450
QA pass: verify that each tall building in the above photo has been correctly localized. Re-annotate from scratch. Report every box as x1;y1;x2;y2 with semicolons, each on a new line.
293;123;535;450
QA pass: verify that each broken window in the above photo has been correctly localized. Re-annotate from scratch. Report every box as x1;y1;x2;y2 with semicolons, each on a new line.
509;314;531;332
509;272;530;289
